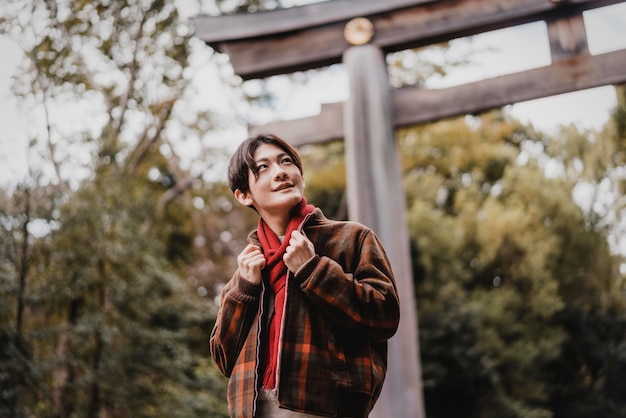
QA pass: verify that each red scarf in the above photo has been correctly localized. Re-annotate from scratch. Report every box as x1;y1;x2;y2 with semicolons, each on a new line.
257;197;315;389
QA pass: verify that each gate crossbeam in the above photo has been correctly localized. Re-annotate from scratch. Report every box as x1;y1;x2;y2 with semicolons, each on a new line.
194;0;625;79
251;48;626;145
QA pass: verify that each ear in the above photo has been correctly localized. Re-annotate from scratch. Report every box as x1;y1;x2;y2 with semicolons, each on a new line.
234;189;254;207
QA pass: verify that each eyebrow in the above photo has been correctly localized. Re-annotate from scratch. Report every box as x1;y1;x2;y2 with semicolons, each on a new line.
254;152;289;165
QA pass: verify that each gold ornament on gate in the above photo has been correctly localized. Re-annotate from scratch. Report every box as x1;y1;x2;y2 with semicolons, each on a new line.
344;17;375;46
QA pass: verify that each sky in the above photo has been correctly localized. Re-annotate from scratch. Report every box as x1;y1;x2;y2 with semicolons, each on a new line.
0;36;24;184
1;2;626;187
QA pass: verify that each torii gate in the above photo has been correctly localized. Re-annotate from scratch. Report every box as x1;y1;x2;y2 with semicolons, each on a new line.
194;1;626;417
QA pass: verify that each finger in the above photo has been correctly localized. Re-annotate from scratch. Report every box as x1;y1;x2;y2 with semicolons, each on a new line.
250;257;266;270
243;252;265;266
238;245;253;260
249;252;266;264
238;246;265;272
290;230;305;246
243;244;262;254
241;247;264;264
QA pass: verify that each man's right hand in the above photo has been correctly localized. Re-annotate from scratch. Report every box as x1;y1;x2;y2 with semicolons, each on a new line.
237;244;266;284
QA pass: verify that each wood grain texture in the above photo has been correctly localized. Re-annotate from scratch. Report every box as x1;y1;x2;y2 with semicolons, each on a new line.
250;49;626;145
195;0;625;79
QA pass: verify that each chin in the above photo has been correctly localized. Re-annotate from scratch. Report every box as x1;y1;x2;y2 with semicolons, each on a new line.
281;193;303;207
288;193;304;204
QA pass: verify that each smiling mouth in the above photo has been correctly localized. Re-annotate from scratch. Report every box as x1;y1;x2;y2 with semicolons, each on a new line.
274;183;293;191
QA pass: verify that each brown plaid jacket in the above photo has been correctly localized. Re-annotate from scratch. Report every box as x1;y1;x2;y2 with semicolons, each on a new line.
209;208;400;417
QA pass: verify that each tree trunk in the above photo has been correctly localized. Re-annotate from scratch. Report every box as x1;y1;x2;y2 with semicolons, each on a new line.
52;298;83;418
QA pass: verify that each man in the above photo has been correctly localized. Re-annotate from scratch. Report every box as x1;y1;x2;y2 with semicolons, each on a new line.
210;134;400;417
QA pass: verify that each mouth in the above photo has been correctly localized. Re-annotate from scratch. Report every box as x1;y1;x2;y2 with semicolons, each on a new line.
273;182;293;192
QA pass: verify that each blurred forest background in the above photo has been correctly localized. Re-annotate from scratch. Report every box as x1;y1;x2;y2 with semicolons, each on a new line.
1;0;626;417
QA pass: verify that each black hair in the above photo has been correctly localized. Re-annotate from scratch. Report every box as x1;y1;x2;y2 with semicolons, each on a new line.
227;134;303;194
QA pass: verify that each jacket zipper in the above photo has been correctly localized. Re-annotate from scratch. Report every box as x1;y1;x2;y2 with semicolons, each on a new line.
252;280;266;416
273;270;290;397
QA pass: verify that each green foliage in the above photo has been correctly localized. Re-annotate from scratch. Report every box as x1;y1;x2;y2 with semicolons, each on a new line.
300;142;349;220
401;108;626;418
1;171;230;417
0;0;243;414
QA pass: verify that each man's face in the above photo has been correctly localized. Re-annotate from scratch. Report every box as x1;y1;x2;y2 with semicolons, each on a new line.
235;143;304;217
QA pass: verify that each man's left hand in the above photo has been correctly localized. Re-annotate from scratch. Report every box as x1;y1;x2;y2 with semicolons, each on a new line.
284;230;315;273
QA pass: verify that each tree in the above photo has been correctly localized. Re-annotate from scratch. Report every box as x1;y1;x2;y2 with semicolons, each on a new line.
400;108;626;418
0;0;242;415
0;178;63;417
539;85;626;418
28;172;227;418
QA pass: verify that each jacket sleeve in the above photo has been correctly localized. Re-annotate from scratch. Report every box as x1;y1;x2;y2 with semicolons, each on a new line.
209;272;261;377
295;227;400;342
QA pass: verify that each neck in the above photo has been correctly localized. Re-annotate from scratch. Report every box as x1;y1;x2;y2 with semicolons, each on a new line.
258;198;307;237
258;207;291;236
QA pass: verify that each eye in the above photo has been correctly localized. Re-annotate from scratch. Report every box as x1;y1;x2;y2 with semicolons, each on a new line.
257;163;269;171
281;157;293;165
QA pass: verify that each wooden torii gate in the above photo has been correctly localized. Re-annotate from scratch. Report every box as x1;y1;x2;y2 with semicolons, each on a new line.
194;1;626;417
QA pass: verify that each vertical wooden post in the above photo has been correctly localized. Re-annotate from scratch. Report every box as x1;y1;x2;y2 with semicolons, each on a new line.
343;44;426;418
546;13;589;61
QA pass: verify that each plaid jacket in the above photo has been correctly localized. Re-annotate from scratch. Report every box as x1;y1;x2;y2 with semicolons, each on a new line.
209;208;400;417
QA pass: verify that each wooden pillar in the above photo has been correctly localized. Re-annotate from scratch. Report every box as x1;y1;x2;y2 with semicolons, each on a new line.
546;13;589;61
343;44;426;418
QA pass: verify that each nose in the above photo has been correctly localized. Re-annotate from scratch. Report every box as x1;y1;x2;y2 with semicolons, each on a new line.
272;163;288;179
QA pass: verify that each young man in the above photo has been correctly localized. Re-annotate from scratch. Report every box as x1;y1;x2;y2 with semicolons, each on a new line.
210;134;400;418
